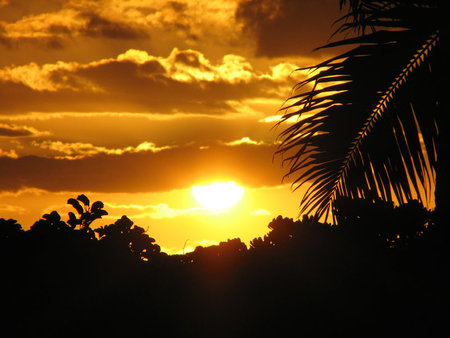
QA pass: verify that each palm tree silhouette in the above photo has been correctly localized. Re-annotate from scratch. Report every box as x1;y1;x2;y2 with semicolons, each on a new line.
276;0;448;222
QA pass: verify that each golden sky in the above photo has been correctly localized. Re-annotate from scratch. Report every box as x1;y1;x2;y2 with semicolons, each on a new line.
0;0;342;253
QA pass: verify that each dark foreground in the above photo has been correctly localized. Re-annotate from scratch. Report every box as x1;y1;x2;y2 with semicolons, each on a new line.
1;198;449;337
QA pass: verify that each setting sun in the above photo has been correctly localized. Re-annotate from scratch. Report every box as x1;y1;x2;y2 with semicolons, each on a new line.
192;181;245;210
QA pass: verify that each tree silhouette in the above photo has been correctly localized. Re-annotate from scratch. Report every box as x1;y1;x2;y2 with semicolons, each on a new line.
333;197;432;247
30;210;72;233
186;238;247;265
276;0;448;222
249;215;333;257
0;218;24;262
0;218;23;241
95;215;161;261
250;216;299;249
67;194;108;238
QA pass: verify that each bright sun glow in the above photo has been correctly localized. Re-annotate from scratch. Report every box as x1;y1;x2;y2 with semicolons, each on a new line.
192;181;245;210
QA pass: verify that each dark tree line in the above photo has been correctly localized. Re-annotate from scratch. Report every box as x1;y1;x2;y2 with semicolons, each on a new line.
1;194;448;337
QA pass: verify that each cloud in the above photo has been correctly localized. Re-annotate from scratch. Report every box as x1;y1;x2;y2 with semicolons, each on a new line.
0;148;18;158
0;48;299;115
258;114;300;124
31;140;173;159
0;123;48;137
163;239;220;255
0;187;48;197
250;208;271;216
0;0;240;51
104;202;218;219
0;8;81;49
0;203;26;214
223;137;266;146
0;111;283;162
0;60;92;92
77;11;149;39
236;0;342;57
0;143;287;193
0;4;149;48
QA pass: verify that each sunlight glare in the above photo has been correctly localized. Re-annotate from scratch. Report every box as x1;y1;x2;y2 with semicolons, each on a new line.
192;181;245;210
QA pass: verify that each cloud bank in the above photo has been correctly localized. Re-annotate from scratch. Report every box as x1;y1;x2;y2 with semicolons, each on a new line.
0;48;299;115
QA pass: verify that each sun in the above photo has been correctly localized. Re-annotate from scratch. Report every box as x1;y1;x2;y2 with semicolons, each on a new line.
192;181;245;210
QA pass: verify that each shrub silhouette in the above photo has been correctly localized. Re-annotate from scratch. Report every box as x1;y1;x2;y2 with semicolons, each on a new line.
95;215;161;261
30;210;72;233
249;215;331;251
0;218;23;241
185;238;247;265
67;194;108;238
333;196;433;247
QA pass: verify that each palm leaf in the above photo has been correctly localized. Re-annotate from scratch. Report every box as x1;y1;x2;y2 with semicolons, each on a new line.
276;0;441;222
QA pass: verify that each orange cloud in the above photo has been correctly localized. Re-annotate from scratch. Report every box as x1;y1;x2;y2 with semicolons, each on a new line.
0;4;149;48
31;140;173;159
223;137;266;146
250;209;271;216
0;148;18;158
0;0;239;51
0;143;286;193
104;202;221;219
0;48;298;115
0;203;26;213
0;123;48;137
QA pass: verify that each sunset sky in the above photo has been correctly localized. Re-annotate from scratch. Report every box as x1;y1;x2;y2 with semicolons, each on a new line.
0;0;343;254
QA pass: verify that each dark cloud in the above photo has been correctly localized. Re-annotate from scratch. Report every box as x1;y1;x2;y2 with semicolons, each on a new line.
0;15;66;49
0;125;34;137
0;4;149;51
78;12;149;39
236;0;342;57
0;24;12;48
0;34;66;49
174;50;204;68
0;144;286;193
166;1;188;13
139;60;166;74
159;1;192;31
0;0;65;22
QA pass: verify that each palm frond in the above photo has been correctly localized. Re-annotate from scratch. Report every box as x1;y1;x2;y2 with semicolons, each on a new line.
276;0;441;222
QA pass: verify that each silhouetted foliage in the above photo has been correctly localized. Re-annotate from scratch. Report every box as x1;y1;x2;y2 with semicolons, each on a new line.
0;218;23;241
334;197;433;248
0;193;448;337
276;0;448;222
251;215;329;248
30;210;72;233
182;238;247;265
95;215;161;261
67;194;107;239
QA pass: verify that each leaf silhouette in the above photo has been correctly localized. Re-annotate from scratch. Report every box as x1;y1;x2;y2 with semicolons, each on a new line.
67;212;80;228
43;211;61;222
91;201;104;212
77;194;90;207
68;198;84;215
276;0;442;221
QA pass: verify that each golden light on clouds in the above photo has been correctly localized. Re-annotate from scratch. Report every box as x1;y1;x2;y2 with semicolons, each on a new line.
31;140;172;159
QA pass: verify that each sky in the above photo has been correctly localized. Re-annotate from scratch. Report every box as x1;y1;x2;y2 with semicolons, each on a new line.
0;0;343;254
